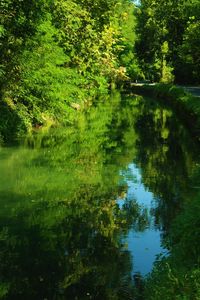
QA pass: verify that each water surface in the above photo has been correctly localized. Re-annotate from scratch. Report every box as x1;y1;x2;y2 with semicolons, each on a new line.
0;92;199;299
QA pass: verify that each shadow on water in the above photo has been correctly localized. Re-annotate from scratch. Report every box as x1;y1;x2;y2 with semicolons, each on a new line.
0;91;200;299
0;187;138;299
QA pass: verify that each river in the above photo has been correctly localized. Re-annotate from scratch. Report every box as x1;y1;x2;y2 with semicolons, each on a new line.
0;92;199;299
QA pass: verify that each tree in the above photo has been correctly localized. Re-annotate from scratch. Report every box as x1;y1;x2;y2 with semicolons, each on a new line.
135;0;200;83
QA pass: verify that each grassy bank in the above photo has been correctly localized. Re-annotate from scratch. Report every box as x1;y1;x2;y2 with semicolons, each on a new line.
127;83;200;141
123;83;200;299
0;96;78;146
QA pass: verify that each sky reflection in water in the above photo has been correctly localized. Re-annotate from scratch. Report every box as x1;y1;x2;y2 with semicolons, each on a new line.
118;163;168;276
0;93;198;299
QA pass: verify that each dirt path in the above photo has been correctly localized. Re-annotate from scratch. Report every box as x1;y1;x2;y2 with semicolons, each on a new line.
129;82;200;97
179;86;200;97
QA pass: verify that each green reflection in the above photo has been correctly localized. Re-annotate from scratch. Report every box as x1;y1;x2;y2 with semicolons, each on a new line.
0;92;143;299
1;92;199;299
0;187;138;299
130;96;200;235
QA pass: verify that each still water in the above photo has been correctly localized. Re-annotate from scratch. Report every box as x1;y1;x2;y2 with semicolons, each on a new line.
0;92;199;299
118;163;167;276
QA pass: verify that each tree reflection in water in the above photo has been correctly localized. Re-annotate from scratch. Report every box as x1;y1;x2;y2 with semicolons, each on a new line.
0;92;199;299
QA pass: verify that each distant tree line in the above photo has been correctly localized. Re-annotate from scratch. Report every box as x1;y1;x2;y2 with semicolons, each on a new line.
136;0;200;84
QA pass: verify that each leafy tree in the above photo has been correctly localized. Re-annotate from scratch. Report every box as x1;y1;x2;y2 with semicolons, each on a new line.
0;0;139;142
136;0;200;83
176;19;200;83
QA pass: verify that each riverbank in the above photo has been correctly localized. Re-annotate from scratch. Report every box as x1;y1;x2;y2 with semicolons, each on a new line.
179;86;200;97
123;83;200;300
126;83;200;141
1;92;200;300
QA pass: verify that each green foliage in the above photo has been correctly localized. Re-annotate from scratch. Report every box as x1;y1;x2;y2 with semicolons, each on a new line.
177;20;200;83
131;84;200;138
144;195;200;300
0;93;146;299
160;42;174;84
0;0;139;142
0;282;9;299
160;61;174;84
145;263;200;300
1;86;200;298
14;17;79;120
0;98;29;144
111;1;140;79
136;0;200;83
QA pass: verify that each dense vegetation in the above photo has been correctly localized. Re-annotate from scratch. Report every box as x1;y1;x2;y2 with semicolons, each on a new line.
1;0;200;299
144;194;200;300
0;94;149;299
135;0;200;83
0;0;138;143
1;91;200;299
1;0;200;143
127;94;200;299
130;83;200;140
